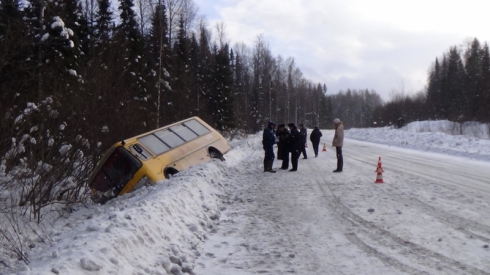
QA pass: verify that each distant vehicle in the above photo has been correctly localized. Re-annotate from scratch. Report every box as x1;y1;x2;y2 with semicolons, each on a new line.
87;117;231;203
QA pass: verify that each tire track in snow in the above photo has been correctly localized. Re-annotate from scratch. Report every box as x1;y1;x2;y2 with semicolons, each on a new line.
346;152;490;244
199;141;401;274
311;161;490;275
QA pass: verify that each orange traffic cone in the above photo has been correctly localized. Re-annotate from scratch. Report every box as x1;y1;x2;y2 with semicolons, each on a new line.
322;143;327;152
375;157;385;184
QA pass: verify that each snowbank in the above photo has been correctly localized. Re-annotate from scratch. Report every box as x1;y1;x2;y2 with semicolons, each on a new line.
346;120;490;162
402;120;490;139
23;166;225;275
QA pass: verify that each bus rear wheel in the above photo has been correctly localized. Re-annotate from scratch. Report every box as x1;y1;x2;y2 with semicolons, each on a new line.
164;167;179;179
209;148;225;161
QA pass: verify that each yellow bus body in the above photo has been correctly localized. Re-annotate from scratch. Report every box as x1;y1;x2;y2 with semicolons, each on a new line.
87;117;231;203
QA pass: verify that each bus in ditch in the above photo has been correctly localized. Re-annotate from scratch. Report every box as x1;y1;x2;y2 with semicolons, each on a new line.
87;117;231;203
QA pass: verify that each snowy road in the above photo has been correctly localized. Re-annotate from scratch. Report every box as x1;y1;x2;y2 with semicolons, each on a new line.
195;130;490;275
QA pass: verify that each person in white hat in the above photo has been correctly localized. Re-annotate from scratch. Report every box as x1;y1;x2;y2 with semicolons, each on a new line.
332;118;344;172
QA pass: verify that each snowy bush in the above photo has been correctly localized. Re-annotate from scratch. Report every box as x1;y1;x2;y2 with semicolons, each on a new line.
0;97;97;268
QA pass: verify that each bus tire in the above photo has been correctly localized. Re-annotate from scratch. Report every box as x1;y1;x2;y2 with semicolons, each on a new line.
164;167;179;179
209;148;225;161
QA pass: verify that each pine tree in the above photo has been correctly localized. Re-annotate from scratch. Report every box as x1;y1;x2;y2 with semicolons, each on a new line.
188;33;200;116
210;43;235;130
444;47;466;121
148;0;170;127
426;58;441;119
0;0;28;152
438;55;450;119
481;43;490;122
60;0;90;60
0;0;24;59
233;52;244;124
197;24;213;123
0;0;26;90
113;0;147;134
117;0;142;53
464;38;483;120
95;0;113;45
169;17;190;122
251;54;262;132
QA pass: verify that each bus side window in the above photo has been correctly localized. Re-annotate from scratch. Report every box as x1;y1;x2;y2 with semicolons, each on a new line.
138;135;170;155
170;125;198;142
183;119;210;136
154;130;185;148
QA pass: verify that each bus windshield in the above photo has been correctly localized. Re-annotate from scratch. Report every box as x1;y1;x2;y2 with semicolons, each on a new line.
89;147;142;194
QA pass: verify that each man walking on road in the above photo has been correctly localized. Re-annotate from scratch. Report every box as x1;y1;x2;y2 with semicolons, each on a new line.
299;124;308;159
288;123;302;172
262;121;276;173
310;126;323;157
332;118;344;172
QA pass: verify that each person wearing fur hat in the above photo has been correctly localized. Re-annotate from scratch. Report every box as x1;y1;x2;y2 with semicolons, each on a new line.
332;118;344;172
262;121;277;173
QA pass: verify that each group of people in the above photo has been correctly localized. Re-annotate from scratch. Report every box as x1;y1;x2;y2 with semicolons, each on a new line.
262;118;344;173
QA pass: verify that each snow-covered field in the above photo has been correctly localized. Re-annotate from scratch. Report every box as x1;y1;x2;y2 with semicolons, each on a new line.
4;121;490;275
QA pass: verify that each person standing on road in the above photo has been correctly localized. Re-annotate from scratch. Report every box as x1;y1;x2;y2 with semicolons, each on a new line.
310;126;323;157
262;121;277;173
276;124;290;170
288;123;302;172
275;124;285;160
332;118;344;172
299;124;308;159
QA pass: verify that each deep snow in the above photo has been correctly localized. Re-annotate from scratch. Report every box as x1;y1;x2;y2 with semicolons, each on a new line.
3;120;490;275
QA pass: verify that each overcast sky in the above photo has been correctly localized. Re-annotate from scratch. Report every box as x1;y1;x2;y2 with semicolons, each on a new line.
193;0;490;100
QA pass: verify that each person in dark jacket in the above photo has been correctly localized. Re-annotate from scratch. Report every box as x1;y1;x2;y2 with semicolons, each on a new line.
309;126;323;157
287;123;302;171
299;124;308;159
276;124;290;169
262;121;276;173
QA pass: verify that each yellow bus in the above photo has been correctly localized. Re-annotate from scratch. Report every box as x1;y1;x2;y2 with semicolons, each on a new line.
87;117;231;203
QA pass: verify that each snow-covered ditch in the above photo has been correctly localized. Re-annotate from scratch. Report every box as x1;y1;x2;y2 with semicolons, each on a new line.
12;164;226;275
3;137;256;275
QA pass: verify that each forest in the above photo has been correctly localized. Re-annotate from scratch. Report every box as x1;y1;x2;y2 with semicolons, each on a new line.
1;0;490;231
373;38;490;128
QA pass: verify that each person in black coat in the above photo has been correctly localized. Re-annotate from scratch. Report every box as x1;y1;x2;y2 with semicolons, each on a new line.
262;121;276;173
299;124;308;159
287;123;302;171
309;126;323;157
275;124;290;169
